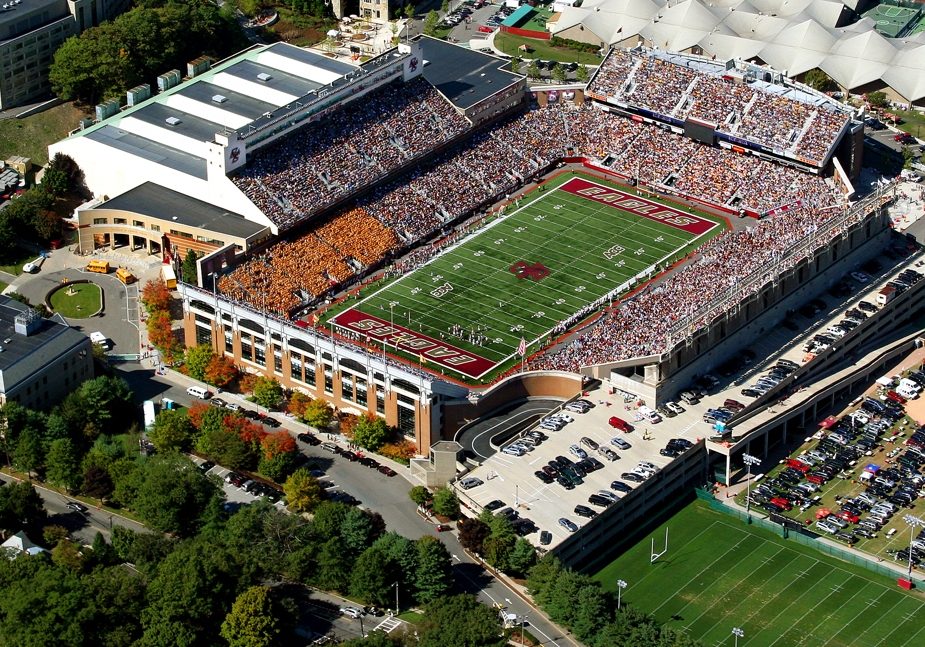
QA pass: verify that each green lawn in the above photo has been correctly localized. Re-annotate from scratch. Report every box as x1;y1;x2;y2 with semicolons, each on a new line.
594;500;925;647
893;109;925;140
494;32;602;65
331;171;722;379
0;102;89;167
50;282;102;318
0;246;35;276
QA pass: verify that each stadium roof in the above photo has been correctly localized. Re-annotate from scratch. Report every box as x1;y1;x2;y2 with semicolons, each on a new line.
65;43;361;157
550;0;925;101
419;37;524;110
97;183;268;240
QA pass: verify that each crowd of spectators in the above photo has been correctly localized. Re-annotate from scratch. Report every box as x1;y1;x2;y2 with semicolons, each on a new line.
221;96;841;320
588;48;849;164
532;200;847;372
231;77;469;229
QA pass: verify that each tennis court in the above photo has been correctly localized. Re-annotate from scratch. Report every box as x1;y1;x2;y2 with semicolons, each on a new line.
862;3;922;38
594;500;925;646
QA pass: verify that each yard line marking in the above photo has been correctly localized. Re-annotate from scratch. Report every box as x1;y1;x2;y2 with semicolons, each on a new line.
820;587;891;647
651;533;759;617
765;572;857;647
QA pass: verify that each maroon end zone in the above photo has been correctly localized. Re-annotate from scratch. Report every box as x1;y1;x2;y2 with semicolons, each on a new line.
332;308;495;379
560;177;717;235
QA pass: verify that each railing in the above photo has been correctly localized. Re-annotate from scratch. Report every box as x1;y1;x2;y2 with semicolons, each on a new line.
665;184;896;348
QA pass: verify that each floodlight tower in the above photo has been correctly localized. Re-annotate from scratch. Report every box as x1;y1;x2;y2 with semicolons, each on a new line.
743;453;761;519
616;579;627;610
732;626;744;647
902;514;925;580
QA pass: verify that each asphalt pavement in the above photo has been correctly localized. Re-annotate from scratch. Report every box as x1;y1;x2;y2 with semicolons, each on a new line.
455;398;563;459
0;471;147;545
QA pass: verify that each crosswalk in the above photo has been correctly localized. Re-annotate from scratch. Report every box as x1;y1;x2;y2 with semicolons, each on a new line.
373;616;403;634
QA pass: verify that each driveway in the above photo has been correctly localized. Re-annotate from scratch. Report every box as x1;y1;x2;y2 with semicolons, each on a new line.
455;399;563;459
15;267;139;355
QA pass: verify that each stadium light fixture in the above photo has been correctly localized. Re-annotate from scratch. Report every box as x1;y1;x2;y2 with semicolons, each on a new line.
616;579;627;610
902;514;925;580
732;626;744;647
743;453;761;519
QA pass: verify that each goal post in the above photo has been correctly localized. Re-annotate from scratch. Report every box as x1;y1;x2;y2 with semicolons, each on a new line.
651;526;669;563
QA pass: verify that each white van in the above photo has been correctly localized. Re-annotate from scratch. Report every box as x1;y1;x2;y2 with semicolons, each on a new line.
186;385;211;399
89;331;110;350
638;406;662;423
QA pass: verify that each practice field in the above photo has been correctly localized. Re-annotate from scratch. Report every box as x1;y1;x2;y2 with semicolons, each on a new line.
594;501;925;647
332;173;720;379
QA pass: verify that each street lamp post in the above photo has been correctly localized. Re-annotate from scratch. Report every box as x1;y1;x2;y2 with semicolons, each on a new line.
902;514;925;580
393;581;400;615
732;627;744;647
616;579;627;610
521;614;528;645
742;453;761;519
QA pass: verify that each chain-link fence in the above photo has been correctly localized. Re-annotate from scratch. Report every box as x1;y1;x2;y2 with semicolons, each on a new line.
694;489;923;585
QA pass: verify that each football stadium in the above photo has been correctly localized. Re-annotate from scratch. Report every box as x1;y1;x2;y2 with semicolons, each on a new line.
50;32;925;576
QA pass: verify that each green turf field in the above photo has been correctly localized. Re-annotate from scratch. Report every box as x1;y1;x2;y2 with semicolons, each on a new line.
332;172;721;378
594;500;925;647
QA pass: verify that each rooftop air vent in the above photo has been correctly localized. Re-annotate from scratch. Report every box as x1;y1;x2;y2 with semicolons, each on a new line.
257;72;273;82
212;95;227;104
165;116;181;126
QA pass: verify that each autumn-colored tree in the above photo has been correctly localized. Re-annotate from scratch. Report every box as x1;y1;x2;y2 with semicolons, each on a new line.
146;310;176;354
287;391;312;418
204;354;238;388
301;398;334;430
141;278;171;312
238;373;258;394
339;412;359;439
260;432;296;460
379;440;417;462
225;414;266;447
186;402;211;429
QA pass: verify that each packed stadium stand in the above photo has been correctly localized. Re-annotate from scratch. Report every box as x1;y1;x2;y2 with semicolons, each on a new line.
587;48;851;167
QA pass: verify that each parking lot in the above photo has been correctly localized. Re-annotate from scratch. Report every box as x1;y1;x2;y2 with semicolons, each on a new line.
456;393;696;550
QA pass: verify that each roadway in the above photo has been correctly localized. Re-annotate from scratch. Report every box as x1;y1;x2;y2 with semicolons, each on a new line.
455;399;563;460
115;363;576;645
0;472;147;545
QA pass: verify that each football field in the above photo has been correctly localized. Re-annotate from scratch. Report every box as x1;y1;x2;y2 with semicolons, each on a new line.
594;501;925;647
332;173;721;378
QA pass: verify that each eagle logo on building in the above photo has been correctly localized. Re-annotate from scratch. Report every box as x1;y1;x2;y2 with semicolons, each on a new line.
409;57;419;73
230;147;241;163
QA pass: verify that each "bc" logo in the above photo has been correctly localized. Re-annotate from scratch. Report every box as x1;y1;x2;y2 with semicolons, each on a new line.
509;261;550;281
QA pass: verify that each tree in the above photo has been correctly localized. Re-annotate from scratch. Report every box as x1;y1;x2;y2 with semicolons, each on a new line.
867;91;889;109
52;539;85;571
526;555;563;608
576;63;590;83
258;432;298;481
804;68;836;92
482;514;516;571
147;309;178;356
78;376;134;436
287;391;312;418
204;353;238;387
48;153;85;195
341;506;381;558
457;517;490;555
41;166;69;197
283;467;324;513
13;427;44;478
431;486;459;518
510;55;521;73
507;537;537;577
414;536;453;604
81;464;114;502
253;376;284;410
301;398;333;429
353;414;390;451
350;545;392;606
181;249;199;285
149;409;194;452
551;62;566;83
220;586;280;647
527;60;541;79
403;3;415;19
126;453;220;535
45;438;82;492
423;9;439;36
441;0;449;11
417;595;506;647
184;344;214;382
409;485;432;507
141;278;171;312
572;584;611;643
0;481;47;535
